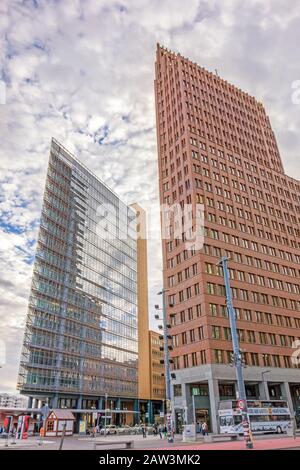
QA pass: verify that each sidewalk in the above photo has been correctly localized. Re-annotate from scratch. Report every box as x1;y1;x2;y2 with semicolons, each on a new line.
162;436;300;451
0;439;55;449
1;433;299;451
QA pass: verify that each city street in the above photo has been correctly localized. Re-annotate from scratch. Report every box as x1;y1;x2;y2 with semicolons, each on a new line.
1;3;300;468
1;433;300;451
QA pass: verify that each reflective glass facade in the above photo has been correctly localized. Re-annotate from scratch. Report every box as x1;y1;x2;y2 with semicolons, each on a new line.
18;139;138;402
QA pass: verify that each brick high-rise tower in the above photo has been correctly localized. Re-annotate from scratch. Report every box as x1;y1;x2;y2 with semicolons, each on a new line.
155;44;300;432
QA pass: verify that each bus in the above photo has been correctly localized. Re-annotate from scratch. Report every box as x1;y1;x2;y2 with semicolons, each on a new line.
219;400;292;434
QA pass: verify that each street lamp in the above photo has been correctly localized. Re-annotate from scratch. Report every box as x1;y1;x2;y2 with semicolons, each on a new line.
155;288;175;443
262;370;271;380
38;403;49;446
104;393;108;437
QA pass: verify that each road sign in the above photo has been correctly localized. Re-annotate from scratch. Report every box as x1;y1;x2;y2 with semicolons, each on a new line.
238;399;246;411
40;404;49;418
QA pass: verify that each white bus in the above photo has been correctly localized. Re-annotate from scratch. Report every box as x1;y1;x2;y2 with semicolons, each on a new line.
219;400;292;434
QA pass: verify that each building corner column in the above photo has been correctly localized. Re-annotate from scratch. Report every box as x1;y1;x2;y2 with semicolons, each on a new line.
281;382;295;416
77;395;82;409
134;399;139;425
208;378;219;433
98;398;103;410
258;381;270;400
182;383;193;424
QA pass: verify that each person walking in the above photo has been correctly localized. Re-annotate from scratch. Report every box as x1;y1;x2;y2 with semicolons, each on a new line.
142;424;147;438
158;424;163;439
202;421;208;436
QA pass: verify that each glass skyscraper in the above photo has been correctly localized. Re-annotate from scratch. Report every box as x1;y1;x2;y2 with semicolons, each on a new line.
18;139;138;412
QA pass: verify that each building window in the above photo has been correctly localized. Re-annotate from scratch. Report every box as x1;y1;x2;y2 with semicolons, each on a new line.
273;355;281;367
209;303;218;316
214;349;224;364
262;354;271;367
183;354;189;368
46;420;54;431
191;352;198;367
198;326;204;340
219;384;235;397
250;353;259;366
212;326;221;339
199;350;207;364
173;384;182;397
283;356;291;368
191;384;208;396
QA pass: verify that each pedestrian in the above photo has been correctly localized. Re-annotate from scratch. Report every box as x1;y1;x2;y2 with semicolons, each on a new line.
142;424;147;438
202;421;208;436
164;425;167;439
158;424;163;439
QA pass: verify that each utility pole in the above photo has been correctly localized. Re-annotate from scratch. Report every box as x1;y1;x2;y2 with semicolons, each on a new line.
219;256;254;449
104;393;108;437
156;288;175;443
38;403;49;446
58;423;66;450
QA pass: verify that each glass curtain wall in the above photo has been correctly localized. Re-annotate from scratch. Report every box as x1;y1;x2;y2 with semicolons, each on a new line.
18;139;138;404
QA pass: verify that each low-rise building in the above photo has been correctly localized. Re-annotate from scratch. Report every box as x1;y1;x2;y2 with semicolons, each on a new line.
0;393;28;408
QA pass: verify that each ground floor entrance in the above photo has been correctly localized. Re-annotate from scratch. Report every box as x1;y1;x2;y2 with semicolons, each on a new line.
172;367;300;433
195;409;210;433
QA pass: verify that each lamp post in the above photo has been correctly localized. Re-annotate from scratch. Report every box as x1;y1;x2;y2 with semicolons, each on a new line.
219;256;254;449
104;393;108;437
155;288;175;443
38;403;49;446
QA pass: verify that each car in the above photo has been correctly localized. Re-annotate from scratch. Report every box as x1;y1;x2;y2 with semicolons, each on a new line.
99;425;117;435
116;427;126;435
131;425;143;435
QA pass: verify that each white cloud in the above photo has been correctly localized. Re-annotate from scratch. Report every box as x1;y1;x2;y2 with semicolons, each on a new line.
0;0;300;391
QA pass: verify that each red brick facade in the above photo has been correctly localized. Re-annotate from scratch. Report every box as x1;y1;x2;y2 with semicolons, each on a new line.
155;44;300;374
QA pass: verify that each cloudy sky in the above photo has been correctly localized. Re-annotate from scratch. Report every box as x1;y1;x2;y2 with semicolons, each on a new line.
0;0;300;393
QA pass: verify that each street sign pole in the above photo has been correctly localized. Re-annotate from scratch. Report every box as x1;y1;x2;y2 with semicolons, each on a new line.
219;256;254;449
161;288;175;443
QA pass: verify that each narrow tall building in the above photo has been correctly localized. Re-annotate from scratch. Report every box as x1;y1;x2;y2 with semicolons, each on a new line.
132;204;165;424
155;44;300;432
18;139;139;426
